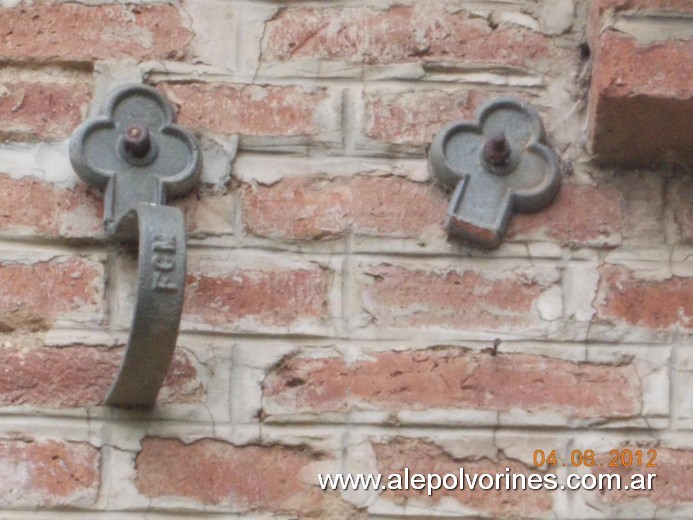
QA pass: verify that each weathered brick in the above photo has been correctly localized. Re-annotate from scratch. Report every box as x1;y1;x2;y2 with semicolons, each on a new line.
0;81;91;141
136;437;325;513
158;82;336;138
0;3;191;62
262;5;561;71
0;344;201;407
0;175;102;237
668;174;693;243
0;439;99;507
596;265;693;329
363;89;487;147
508;184;623;246
593;448;693;506
589;31;693;165
183;259;331;329
243;176;446;241
0;256;103;331
263;347;641;419
374;438;551;516
358;263;559;332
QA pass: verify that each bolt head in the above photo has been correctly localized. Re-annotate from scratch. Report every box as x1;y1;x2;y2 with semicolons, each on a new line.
483;131;511;167
122;124;151;158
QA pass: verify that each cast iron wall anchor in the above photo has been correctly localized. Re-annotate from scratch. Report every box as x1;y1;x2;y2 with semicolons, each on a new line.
428;98;560;249
70;84;201;407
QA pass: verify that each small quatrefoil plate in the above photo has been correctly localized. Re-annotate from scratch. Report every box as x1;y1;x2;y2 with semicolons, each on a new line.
429;98;560;248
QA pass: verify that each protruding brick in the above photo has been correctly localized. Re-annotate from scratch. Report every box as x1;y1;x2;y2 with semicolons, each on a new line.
263;347;641;419
0;82;91;141
374;438;551;516
243;176;446;241
593;448;693;506
158;82;337;138
0;344;201;407
596;265;693;329
0;175;101;237
0;257;103;331
0;439;99;507
589;31;693;165
508;184;623;246
184;259;331;329
136;437;325;513
0;3;192;62
262;6;561;71
358;263;559;332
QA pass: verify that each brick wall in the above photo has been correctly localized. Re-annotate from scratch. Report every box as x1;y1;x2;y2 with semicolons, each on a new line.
0;0;691;518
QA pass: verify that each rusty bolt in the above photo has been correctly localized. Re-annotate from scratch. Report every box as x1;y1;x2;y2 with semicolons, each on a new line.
483;131;511;167
123;124;151;159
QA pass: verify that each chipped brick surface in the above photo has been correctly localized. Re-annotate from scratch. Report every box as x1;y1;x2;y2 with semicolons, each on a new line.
262;5;562;71
593;448;693;506
136;438;326;513
0;175;102;237
374;438;552;516
263;347;641;418
243;176;447;240
0;344;201;407
0;440;99;507
183;261;331;329
0;3;192;62
0;82;91;141
158;82;336;138
0;257;103;331
359;263;558;332
596;265;693;330
508;184;623;246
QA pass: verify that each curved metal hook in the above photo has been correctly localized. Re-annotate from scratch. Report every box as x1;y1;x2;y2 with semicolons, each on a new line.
105;204;186;406
69;84;201;408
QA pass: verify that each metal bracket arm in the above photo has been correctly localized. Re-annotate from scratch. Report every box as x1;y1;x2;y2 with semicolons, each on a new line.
69;84;201;407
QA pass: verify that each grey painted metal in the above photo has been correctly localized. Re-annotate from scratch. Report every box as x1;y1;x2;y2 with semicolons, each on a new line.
429;98;560;249
69;84;201;407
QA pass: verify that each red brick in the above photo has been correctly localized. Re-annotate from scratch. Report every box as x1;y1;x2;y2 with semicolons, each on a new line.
184;262;331;328
0;257;103;331
0;344;201;407
589;31;693;165
364;90;488;146
0;81;91;141
594;448;693;506
374;438;551;516
158;82;333;137
136;437;326;513
263;348;640;418
360;264;555;330
0;3;191;62
262;5;561;70
0;439;99;506
508;184;623;246
667;174;693;243
596;265;693;329
0;174;102;237
243;176;447;240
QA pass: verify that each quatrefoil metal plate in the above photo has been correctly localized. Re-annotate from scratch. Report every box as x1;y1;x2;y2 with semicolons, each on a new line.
69;84;201;407
70;84;201;238
429;98;560;249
